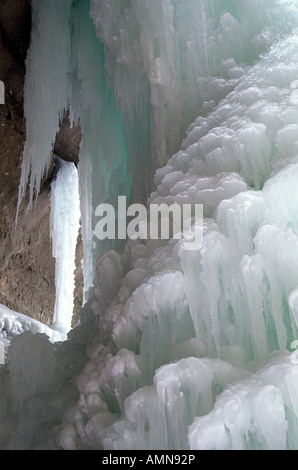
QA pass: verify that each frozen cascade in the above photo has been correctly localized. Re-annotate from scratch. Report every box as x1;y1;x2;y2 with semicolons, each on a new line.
18;0;292;295
50;158;81;336
2;0;298;451
17;0;133;296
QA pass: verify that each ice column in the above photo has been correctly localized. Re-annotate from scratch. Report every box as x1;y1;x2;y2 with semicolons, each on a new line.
50;158;81;335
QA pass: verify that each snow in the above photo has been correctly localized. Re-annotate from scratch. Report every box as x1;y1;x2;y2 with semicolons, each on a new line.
0;303;64;364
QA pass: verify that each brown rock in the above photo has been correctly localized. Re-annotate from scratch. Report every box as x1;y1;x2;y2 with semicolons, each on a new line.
54;111;82;167
0;0;31;64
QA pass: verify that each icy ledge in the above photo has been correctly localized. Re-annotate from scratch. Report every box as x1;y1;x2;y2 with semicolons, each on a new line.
0;303;65;362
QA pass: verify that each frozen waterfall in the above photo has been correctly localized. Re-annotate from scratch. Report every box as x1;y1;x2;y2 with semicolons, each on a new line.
50;157;81;336
2;0;298;451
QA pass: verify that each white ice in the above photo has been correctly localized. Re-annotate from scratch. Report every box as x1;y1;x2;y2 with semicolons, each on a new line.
50;157;81;336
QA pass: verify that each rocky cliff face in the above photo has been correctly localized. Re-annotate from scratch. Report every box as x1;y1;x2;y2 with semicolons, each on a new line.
0;0;83;324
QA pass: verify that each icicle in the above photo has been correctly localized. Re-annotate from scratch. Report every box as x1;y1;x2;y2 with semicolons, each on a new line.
17;0;72;217
50;157;81;336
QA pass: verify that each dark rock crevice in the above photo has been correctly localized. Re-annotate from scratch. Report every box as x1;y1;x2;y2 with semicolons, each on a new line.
54;111;82;167
0;0;31;66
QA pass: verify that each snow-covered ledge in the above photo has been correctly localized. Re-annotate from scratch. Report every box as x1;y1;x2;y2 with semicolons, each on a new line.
0;303;65;364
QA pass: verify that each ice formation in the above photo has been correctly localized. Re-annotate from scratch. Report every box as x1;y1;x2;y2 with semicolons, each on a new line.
50;157;81;336
2;0;298;451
